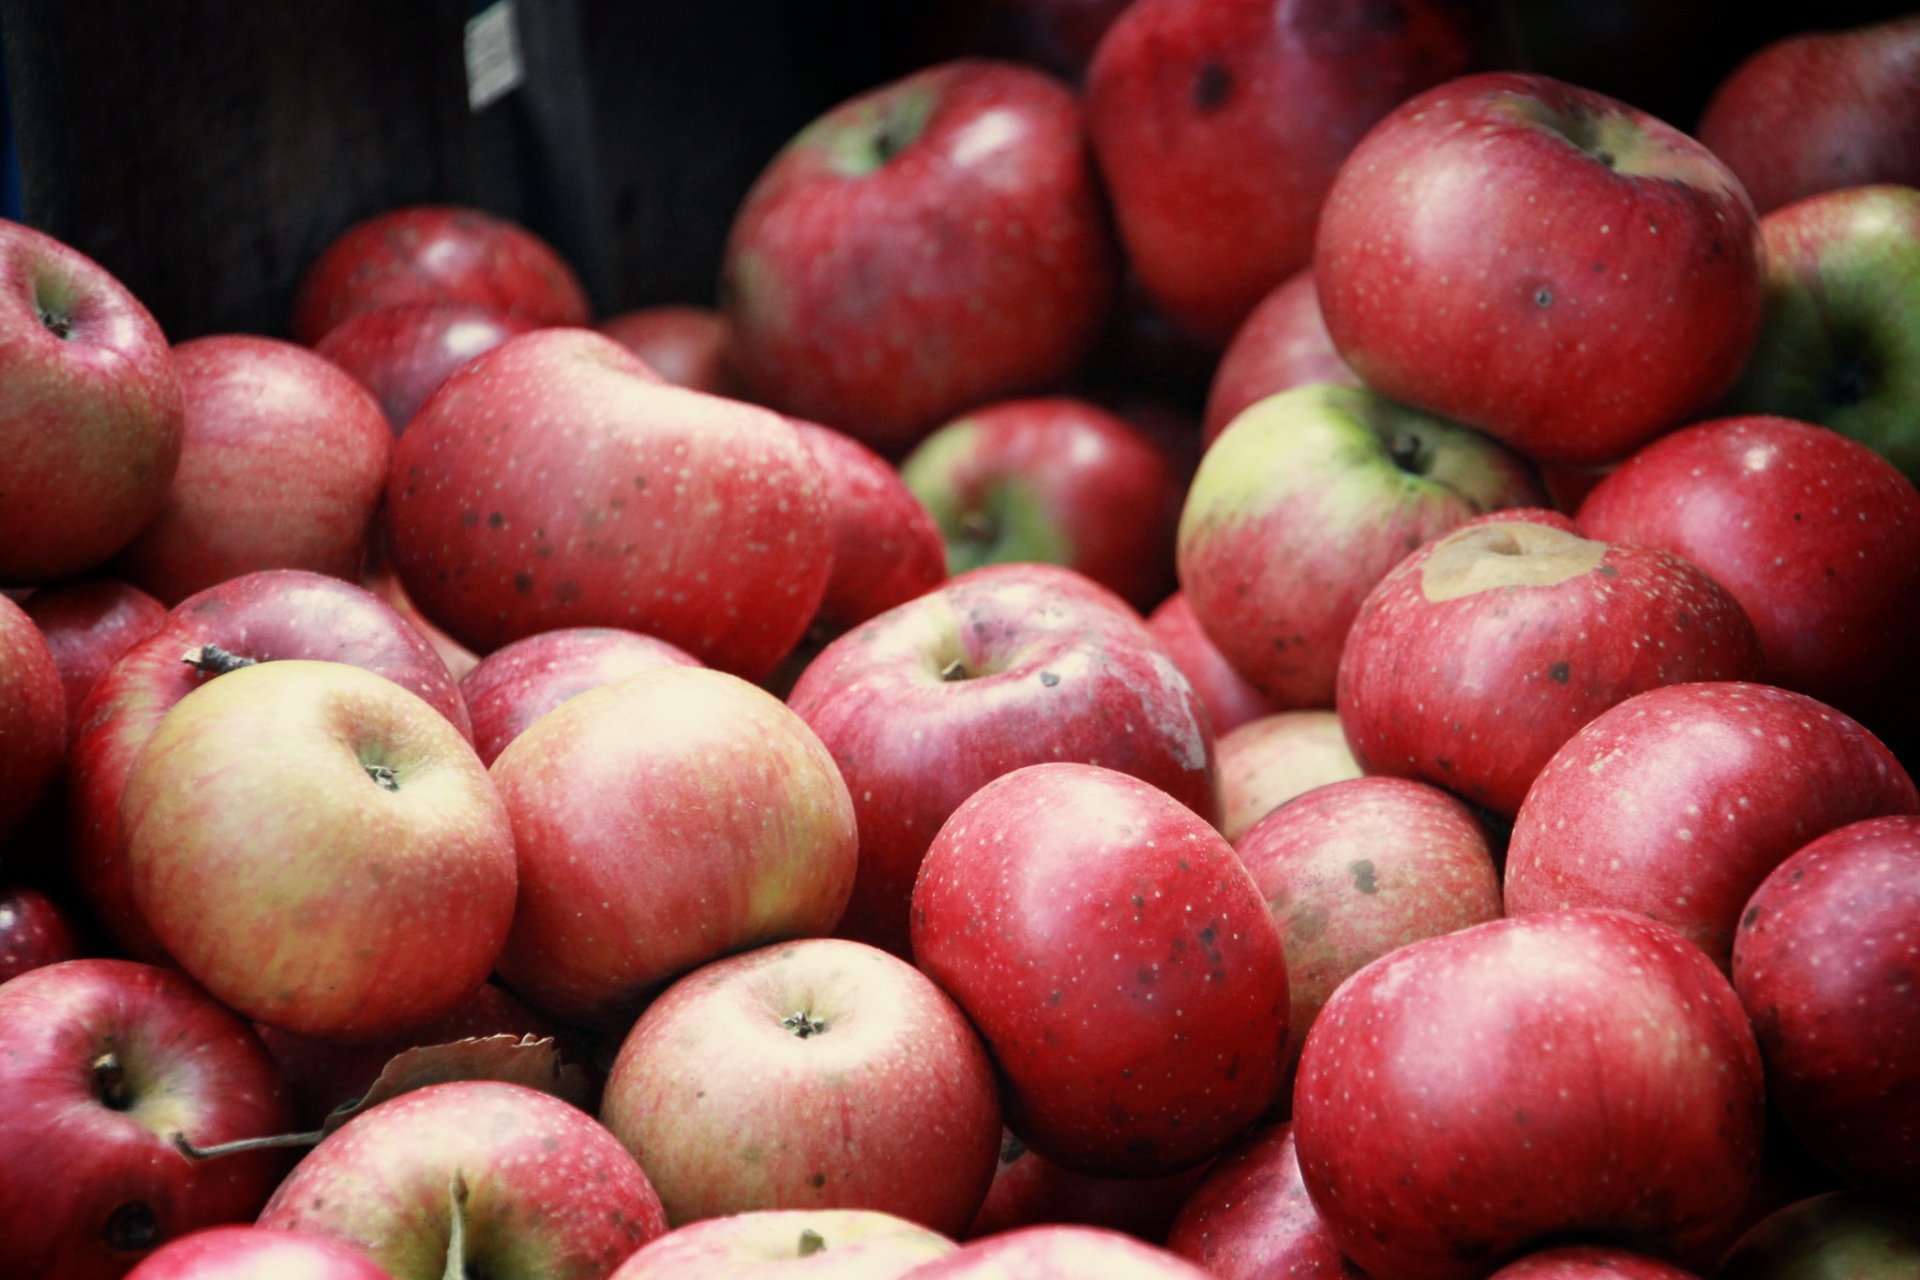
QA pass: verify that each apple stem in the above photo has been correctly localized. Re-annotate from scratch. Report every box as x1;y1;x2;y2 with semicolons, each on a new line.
181;644;258;676
797;1229;828;1257
781;1010;829;1038
91;1051;131;1109
940;659;970;682
171;1128;326;1161
443;1171;471;1280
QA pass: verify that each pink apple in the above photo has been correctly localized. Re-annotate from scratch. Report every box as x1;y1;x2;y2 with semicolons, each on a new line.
21;577;166;733
1487;1247;1702;1279
0;882;81;982
903;1225;1212;1278
793;420;947;638
1144;593;1284;738
609;1210;955;1279
964;1129;1212;1244
1315;72;1766;465
1293;910;1766;1280
721;59;1118;456
123;1226;395;1280
598;305;732;395
1215;710;1361;845
0;219;183;584
0;591;67;842
1202;268;1358;447
1164;1123;1362;1280
315;301;535;432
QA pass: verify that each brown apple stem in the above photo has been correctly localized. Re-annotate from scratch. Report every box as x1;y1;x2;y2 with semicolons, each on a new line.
797;1229;828;1258
171;1128;326;1160
940;659;969;682
443;1171;471;1280
181;643;258;676
92;1052;131;1109
781;1010;829;1038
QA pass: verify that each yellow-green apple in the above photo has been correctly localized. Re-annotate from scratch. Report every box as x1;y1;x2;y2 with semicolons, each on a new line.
123;1226;396;1280
1314;72;1766;465
113;335;393;605
600;938;1001;1233
964;1130;1212;1244
1202;268;1357;447
21;578;165;733
1292;909;1766;1280
901;396;1185;611
1696;17;1920;216
1335;516;1767;818
794;421;948;639
1504;682;1920;969
0;220;183;585
1716;187;1920;479
315;302;534;433
1178;384;1547;708
257;1080;668;1280
1215;710;1361;845
459;626;701;767
1733;815;1920;1201
67;568;472;962
0;591;67;843
787;563;1216;958
1164;1123;1362;1280
911;762;1287;1177
1714;1190;1920;1279
1486;1247;1702;1279
383;328;833;679
598;305;731;395
1235;776;1502;1073
0;958;292;1279
1084;0;1497;348
1575;414;1920;732
720;59;1118;457
490;666;857;1029
608;1209;954;1279
290;205;590;345
1145;593;1284;738
905;1224;1212;1277
0;882;80;981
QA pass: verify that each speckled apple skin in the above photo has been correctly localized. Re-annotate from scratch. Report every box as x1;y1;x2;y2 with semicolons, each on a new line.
1486;1245;1702;1279
1165;1122;1363;1279
1215;710;1360;844
905;1223;1213;1278
607;1208;955;1279
316;301;535;432
794;420;947;636
123;1226;396;1280
1145;593;1284;740
1293;909;1765;1280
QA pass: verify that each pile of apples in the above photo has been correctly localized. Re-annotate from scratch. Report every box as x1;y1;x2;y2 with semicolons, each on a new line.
1;3;1918;1278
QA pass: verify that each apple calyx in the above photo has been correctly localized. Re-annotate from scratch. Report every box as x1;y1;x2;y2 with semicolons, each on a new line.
781;1009;829;1039
1419;522;1609;603
443;1171;472;1280
364;762;401;791
797;1229;828;1258
1387;430;1434;476
37;306;73;340
102;1199;161;1253
181;644;258;676
91;1050;132;1110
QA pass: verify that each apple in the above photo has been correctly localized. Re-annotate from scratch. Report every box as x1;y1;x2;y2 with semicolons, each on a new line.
600;938;1001;1233
492;666;857;1029
315;301;535;433
1336;516;1767;818
1732;815;1920;1202
912;762;1288;1177
361;542;483;682
1180;384;1548;708
1713;1190;1920;1279
257;1080;668;1280
903;1224;1212;1278
383;327;834;679
1314;72;1766;465
0;590;67;843
900;396;1185;612
787;562;1217;958
598;305;732;395
112;334;394;605
793;420;948;639
609;1209;955;1279
1506;682;1919;969
1164;1123;1362;1280
964;1129;1212;1244
122;1226;396;1280
1716;187;1920;481
0;219;183;585
0;882;81;981
1215;710;1361;845
1292;909;1766;1280
459;626;701;767
289;205;590;345
67;568;472;961
1083;0;1496;347
21;577;166;732
0;958;292;1279
1143;593;1284;739
1695;17;1920;216
720;59;1118;457
1486;1247;1702;1279
1202;268;1358;447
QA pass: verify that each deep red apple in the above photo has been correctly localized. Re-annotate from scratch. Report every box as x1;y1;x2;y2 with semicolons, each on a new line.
964;1130;1212;1244
1486;1247;1702;1279
1215;710;1361;845
903;1224;1212;1278
1202;268;1358;447
0;882;81;982
608;1209;956;1278
21;577;166;733
1164;1123;1362;1280
1144;593;1284;738
793;420;948;638
315;301;535;433
597;305;732;395
0;591;67;843
122;1226;395;1280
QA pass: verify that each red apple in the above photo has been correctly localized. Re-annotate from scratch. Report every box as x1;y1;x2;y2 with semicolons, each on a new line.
1202;268;1358;447
787;562;1217;958
964;1130;1212;1244
609;1210;955;1279
1505;682;1920;969
315;301;535;433
384;328;833;679
122;1226;395;1280
1314;72;1765;465
1144;593;1284;738
0;591;67;843
598;305;732;395
1714;1190;1920;1279
21;577;166;733
912;762;1288;1177
1487;1247;1702;1279
0;219;183;585
361;543;483;682
290;205;590;345
1164;1123;1362;1280
1293;909;1766;1279
793;420;948;638
1215;710;1361;845
721;59;1118;456
0;882;80;982
904;1224;1212;1278
1335;517;1767;818
0;958;292;1279
600;938;1001;1234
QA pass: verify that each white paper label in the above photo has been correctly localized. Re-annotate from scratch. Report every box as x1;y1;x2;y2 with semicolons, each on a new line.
464;0;525;112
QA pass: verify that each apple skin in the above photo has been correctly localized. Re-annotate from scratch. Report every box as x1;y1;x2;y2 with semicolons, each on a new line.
67;568;472;962
257;1080;668;1280
1215;710;1361;845
600;938;1001;1234
0;882;81;982
963;1129;1212;1244
290;204;590;345
384;327;833;679
1506;682;1919;970
901;396;1185;612
1144;593;1284;738
787;562;1217;959
608;1209;955;1279
1732;815;1920;1202
1314;72;1765;465
123;1226;396;1279
1083;0;1495;348
113;335;394;605
0;591;68;843
362;547;483;683
1179;384;1547;708
902;1224;1213;1278
1292;909;1766;1280
598;305;732;395
0;220;184;585
721;59;1118;457
1695;17;1920;216
1716;188;1920;482
0;958;294;1280
1164;1123;1362;1279
1335;516;1767;818
21;578;166;733
1485;1247;1701;1279
491;666;858;1029
1202;268;1359;447
912;762;1288;1178
315;301;535;433
459;626;701;767
793;421;948;638
1713;1190;1920;1280
1575;414;1920;734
